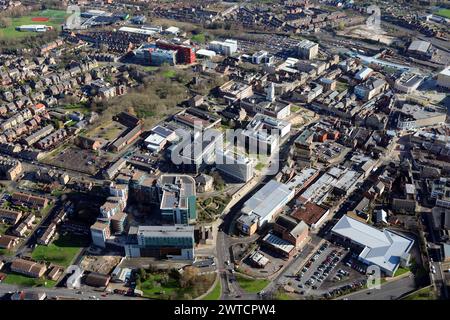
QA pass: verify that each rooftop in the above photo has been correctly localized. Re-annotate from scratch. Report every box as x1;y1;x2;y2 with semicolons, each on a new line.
262;233;295;255
242;180;294;220
137;225;194;238
291;202;328;226
331;215;414;274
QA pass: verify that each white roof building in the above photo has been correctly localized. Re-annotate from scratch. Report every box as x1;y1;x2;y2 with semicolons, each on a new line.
331;215;414;276
165;26;180;35
437;66;450;89
119;26;156;36
241;180;295;227
355;67;373;81
196;49;217;58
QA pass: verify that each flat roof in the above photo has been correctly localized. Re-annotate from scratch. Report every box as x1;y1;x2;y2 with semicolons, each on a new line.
439;66;450;77
291;202;328;226
242;180;294;220
408;40;431;53
285;168;318;190
196;49;216;57
160;174;195;210
137;225;194;238
119;26;156;35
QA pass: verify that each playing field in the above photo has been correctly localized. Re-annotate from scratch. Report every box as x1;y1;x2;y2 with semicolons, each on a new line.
435;9;450;19
31;232;89;268
0;9;67;40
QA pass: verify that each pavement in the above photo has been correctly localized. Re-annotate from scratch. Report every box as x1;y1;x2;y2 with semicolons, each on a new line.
0;283;145;301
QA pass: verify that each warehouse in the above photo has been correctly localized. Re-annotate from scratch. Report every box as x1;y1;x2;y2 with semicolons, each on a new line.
16;25;53;32
237;180;294;235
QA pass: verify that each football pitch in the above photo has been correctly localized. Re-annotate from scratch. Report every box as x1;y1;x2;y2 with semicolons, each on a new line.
0;9;67;40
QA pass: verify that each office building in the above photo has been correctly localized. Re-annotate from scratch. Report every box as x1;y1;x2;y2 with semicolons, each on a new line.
437;66;450;89
150;48;177;66
125;225;195;260
209;39;238;56
215;148;254;183
297;40;319;60
90;220;110;248
159;174;196;224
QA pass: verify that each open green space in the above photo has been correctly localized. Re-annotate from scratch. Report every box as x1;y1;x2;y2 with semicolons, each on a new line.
274;289;293;300
0;223;10;235
435;9;450;19
291;105;301;113
393;266;410;277
2;272;57;288
31;232;89;268
137;268;215;300
161;69;177;79
85;120;125;141
191;33;206;43
0;9;67;40
0;248;13;256
198;195;230;221
139;272;179;299
61;103;90;115
235;274;269;294
202;279;221;300
403;286;436;300
255;162;265;171
143;66;160;72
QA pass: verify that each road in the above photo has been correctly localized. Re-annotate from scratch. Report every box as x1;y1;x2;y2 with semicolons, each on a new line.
0;283;144;300
337;275;417;300
214;127;307;300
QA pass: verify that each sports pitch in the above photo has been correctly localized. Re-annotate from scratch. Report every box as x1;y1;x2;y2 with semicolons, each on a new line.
0;9;67;40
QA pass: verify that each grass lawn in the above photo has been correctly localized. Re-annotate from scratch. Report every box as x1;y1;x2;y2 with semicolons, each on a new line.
31;232;89;268
403;286;436;300
85;120;125;140
0;223;10;235
0;248;14;256
161;69;176;79
191;33;206;43
61;103;90;115
255;163;265;171
435;9;450;19
138;270;214;300
139;273;179;299
235;274;269;294
275;291;293;300
0;9;67;40
393;267;410;277
2;272;57;288
291;105;301;113
202;279;221;300
143;66;160;72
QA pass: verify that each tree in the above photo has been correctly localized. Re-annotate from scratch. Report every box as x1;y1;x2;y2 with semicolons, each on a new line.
139;268;147;280
0;17;11;28
211;171;225;191
179;266;199;288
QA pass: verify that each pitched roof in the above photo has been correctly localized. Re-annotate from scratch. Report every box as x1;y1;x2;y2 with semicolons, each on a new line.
331;215;414;273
